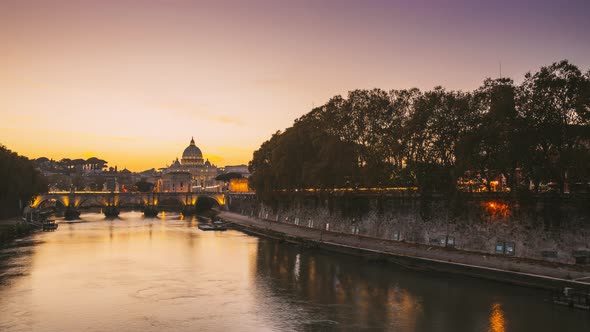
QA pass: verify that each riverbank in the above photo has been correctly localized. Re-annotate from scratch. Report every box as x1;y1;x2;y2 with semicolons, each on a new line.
0;218;35;247
220;211;590;290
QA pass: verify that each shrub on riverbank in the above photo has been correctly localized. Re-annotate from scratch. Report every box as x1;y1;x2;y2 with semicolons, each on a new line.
0;223;35;247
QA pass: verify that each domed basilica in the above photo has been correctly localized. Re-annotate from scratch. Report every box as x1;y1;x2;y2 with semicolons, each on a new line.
181;137;204;166
159;137;219;192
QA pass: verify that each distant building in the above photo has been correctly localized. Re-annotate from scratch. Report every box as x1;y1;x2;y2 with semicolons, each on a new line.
33;139;227;193
103;174;119;192
161;171;192;193
157;137;220;192
229;178;251;193
223;164;250;178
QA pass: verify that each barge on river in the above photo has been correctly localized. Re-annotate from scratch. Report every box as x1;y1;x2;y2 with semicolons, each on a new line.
198;223;227;231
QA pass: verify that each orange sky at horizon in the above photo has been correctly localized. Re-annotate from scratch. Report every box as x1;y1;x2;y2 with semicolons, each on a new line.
1;1;589;171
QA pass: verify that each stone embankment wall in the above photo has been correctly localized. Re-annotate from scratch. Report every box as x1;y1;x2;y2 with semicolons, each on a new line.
226;192;590;265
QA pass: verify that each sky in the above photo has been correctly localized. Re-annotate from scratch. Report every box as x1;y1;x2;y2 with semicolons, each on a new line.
1;0;589;171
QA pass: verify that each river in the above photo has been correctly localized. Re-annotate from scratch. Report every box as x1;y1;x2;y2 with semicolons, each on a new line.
0;212;588;331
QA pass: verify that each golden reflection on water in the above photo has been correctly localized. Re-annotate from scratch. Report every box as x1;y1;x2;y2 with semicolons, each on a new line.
1;212;589;332
252;240;427;330
386;286;423;331
488;302;506;332
1;213;263;332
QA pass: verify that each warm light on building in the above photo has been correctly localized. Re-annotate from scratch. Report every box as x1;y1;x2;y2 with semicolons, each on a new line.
229;178;251;193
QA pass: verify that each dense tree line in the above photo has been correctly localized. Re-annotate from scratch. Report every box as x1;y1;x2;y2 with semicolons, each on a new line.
0;145;48;218
249;60;590;202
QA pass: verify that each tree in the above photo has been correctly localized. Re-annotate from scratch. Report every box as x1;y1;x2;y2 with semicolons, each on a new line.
135;181;155;192
0;144;48;218
405;87;473;192
518;60;590;192
249;131;281;203
215;172;243;182
456;78;525;192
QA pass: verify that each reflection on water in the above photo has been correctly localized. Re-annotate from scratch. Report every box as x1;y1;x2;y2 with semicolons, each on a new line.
0;212;588;332
488;303;506;332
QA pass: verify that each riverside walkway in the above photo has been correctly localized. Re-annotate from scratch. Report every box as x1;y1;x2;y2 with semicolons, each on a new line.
220;211;590;290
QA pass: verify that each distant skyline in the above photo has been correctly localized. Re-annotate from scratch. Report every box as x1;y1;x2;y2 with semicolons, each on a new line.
1;0;589;171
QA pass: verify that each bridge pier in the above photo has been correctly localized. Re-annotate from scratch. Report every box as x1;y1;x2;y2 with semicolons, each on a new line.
103;206;120;218
182;204;196;216
143;205;159;218
102;194;120;218
64;206;80;220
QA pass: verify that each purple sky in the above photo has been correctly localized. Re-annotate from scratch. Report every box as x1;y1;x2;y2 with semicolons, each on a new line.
1;0;589;170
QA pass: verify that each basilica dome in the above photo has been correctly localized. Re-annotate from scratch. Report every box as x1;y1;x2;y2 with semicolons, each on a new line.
181;137;204;166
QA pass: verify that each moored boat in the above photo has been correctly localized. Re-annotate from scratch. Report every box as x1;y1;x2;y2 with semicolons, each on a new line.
42;219;59;231
198;224;227;231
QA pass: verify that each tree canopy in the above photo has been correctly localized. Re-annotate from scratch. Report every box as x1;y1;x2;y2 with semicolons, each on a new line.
249;60;590;202
0;144;48;218
215;172;243;182
134;181;155;192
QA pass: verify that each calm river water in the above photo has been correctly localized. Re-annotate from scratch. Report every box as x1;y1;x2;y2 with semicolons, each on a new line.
0;212;588;332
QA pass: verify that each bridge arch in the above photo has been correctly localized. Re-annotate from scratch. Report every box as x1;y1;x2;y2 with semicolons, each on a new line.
30;192;226;211
157;196;185;210
77;196;107;208
31;194;71;209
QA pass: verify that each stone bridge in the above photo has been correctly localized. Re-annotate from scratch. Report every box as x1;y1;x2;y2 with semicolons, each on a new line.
29;191;226;219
